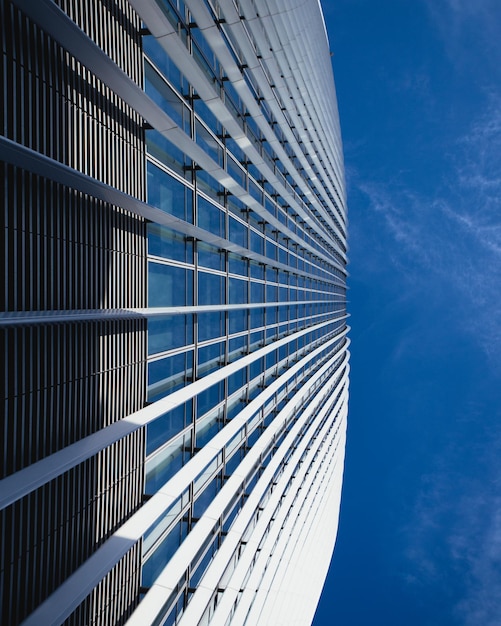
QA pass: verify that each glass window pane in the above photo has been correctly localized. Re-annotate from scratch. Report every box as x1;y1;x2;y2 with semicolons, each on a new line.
198;242;225;271
145;431;192;493
146;130;192;180
145;60;189;133
229;254;247;277
229;216;247;248
198;341;225;377
197;382;224;418
197;195;225;237
198;311;225;342
146;401;192;455
143;37;185;94
229;277;247;304
148;350;193;402
148;224;193;264
147;161;193;221
148;314;193;355
148;262;193;307
229;309;247;334
198;271;225;306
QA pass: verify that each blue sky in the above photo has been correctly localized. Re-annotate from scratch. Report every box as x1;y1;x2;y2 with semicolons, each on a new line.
314;1;501;625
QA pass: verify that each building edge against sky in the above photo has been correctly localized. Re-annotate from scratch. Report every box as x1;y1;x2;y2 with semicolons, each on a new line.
0;0;349;624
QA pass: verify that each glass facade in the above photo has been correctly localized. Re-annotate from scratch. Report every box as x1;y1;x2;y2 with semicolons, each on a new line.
1;0;349;624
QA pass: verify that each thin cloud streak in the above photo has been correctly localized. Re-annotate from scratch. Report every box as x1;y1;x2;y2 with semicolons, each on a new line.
349;63;501;625
351;94;501;365
425;0;501;77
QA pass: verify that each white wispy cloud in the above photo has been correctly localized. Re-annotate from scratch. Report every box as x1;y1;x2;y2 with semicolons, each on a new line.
425;0;501;76
407;431;501;626
352;72;501;626
352;93;501;365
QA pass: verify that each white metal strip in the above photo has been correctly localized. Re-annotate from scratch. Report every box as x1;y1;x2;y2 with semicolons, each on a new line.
177;372;348;625
127;358;349;626
180;0;345;249
11;0;344;271
21;340;348;626
244;405;347;626
0;302;347;327
0;318;347;512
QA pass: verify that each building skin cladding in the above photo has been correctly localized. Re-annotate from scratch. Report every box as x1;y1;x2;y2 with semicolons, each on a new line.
0;0;349;625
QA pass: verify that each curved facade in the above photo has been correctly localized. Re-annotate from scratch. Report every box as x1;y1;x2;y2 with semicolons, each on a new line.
0;0;349;625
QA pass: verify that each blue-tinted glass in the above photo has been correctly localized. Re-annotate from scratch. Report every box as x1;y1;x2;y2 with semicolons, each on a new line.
145;61;189;132
197;169;224;201
194;98;221;135
250;281;264;302
227;154;246;188
148;224;193;263
267;307;278;325
193;479;219;521
225;398;242;421
266;267;277;282
191;27;216;75
225;448;244;474
148;314;193;355
250;230;264;255
249;330;264;347
195;119;223;165
279;344;288;362
229;309;247;333
246;426;260;448
146;432;192;493
146;402;192;455
229;216;247;248
197;195;225;237
197;382;224;418
266;350;277;369
249;180;262;203
146;130;191;179
198;341;224;376
250;307;264;328
265;196;275;216
229;277;247;304
226;137;245;163
224;80;242;116
228;335;245;362
279;246;288;264
142;520;187;586
148;350;193;402
266;284;278;302
147;161;193;221
228;368;246;396
196;411;222;448
148;262;193;307
229;254;247;277
144;37;185;94
277;210;287;227
250;260;264;280
227;194;246;217
248;163;260;181
198;271;225;306
198;242;225;271
266;239;277;261
250;356;264;381
198;311;225;342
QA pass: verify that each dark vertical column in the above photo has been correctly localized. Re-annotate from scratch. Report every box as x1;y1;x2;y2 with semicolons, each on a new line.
0;1;147;624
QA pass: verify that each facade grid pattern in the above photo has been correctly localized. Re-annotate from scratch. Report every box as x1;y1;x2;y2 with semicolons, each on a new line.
0;0;349;625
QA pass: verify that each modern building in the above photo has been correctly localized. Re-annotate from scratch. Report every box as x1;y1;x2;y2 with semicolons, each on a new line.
0;0;349;624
